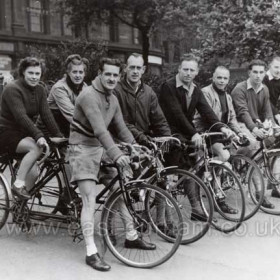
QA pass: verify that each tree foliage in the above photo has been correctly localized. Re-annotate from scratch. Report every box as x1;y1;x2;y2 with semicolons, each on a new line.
59;0;186;66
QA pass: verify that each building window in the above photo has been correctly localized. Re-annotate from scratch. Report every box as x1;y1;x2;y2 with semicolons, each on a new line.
26;0;48;33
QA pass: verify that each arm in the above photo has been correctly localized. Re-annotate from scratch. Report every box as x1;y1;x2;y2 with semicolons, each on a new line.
50;84;75;123
227;95;241;134
231;86;257;131
263;77;279;116
263;87;275;123
3;87;44;141
114;88;145;141
196;90;223;131
80;94;123;162
149;90;171;136
111;98;134;144
158;82;197;137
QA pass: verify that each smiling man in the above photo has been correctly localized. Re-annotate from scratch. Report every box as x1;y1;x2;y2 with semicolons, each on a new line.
68;57;156;272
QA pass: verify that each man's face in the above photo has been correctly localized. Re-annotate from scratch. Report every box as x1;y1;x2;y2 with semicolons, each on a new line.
213;68;230;90
270;59;280;80
178;60;199;85
125;56;145;84
99;64;120;90
249;65;266;86
67;64;85;85
23;66;42;87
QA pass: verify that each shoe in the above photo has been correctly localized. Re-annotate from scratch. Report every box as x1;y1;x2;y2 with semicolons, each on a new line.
56;200;69;215
11;185;31;200
85;253;111;272
216;199;238;214
271;188;280;199
124;237;156;250
191;210;209;222
262;196;275;209
157;223;177;238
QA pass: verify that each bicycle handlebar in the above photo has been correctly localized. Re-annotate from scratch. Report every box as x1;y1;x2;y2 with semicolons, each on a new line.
37;143;50;165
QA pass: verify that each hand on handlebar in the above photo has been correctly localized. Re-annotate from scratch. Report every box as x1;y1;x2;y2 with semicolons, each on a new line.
36;137;48;148
191;133;202;148
252;127;268;140
220;127;235;139
116;155;130;168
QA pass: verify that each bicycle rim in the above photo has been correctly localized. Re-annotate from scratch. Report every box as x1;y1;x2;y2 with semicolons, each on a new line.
208;162;245;233
149;168;213;245
101;183;183;268
0;176;10;230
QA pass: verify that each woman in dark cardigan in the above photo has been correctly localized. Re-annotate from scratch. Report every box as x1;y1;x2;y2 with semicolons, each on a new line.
0;57;62;200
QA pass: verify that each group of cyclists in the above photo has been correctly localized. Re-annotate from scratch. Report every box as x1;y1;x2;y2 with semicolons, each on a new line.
1;52;280;272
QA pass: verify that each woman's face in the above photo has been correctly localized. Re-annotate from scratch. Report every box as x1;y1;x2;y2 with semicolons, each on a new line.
67;64;85;85
23;66;42;87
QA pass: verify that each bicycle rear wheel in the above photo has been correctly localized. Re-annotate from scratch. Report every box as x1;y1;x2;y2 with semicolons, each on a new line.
148;168;213;245
205;162;245;233
0;176;9;230
229;154;264;220
101;183;183;268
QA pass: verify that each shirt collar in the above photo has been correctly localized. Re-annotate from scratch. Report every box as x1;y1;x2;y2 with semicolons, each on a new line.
176;74;196;92
247;78;263;94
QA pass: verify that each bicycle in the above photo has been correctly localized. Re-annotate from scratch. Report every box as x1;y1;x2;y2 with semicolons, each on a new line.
0;138;183;268
107;136;214;245
187;132;246;233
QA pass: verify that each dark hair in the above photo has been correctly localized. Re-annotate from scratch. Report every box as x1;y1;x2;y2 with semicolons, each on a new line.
64;54;89;73
248;59;267;70
99;57;122;72
179;53;200;67
18;57;45;77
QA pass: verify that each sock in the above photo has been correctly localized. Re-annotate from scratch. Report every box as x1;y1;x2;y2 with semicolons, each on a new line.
14;179;25;189
86;243;98;256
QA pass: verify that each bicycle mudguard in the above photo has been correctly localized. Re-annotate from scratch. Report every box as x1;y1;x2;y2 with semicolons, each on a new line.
0;173;12;199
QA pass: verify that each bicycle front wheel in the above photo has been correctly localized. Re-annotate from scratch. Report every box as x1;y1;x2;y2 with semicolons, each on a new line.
149;168;213;245
0;176;9;230
206;162;245;233
257;154;280;215
229;154;264;220
101;183;183;268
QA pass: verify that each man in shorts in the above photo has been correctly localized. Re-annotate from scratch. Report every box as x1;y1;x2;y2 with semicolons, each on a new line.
68;58;155;272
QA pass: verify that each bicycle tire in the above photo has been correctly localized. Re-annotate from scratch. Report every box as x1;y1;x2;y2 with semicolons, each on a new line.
229;154;265;220
203;162;246;233
257;154;280;215
101;183;183;268
148;168;214;245
0;176;10;230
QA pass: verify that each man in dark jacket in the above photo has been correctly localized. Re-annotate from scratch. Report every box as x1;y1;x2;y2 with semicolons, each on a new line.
114;53;178;233
114;53;170;145
158;53;233;218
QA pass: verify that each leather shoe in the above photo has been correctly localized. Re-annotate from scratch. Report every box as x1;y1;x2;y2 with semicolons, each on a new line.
157;223;177;238
261;196;275;209
85;253;111;272
191;211;209;222
12;185;31;200
124;238;156;250
256;193;275;209
216;199;238;214
271;188;280;199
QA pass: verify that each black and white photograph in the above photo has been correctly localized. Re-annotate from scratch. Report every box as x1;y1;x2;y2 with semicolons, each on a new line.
1;1;280;279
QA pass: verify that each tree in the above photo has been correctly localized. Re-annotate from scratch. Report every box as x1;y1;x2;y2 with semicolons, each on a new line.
59;0;186;66
197;0;280;65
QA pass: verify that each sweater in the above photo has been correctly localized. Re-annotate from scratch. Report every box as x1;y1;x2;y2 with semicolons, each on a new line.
158;77;223;139
69;76;134;162
231;80;274;131
0;78;61;141
193;84;241;134
263;75;280;116
114;77;171;141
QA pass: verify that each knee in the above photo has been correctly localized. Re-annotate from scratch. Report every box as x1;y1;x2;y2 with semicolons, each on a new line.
28;142;43;158
217;150;230;162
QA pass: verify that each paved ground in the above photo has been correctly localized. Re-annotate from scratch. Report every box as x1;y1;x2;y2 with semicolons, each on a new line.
1;208;280;280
